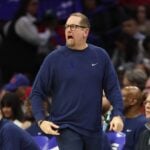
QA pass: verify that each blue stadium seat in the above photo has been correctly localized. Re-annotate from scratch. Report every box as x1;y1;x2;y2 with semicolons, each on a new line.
32;135;49;150
106;131;126;150
48;136;59;150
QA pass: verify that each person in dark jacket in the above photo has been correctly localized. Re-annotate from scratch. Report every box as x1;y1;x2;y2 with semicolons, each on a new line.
0;0;51;84
135;93;150;150
0;115;40;150
122;86;147;150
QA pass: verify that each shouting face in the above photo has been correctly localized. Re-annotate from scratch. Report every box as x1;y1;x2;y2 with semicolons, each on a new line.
65;15;89;50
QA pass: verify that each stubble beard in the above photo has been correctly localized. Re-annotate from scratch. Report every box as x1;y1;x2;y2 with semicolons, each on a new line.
66;39;75;48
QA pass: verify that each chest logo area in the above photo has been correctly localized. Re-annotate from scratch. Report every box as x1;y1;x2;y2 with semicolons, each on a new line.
91;63;98;67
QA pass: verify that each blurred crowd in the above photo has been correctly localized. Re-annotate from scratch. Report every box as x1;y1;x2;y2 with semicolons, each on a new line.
0;0;150;149
0;0;150;86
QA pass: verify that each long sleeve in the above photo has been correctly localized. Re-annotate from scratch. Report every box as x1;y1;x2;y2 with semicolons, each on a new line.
0;120;40;150
103;52;123;117
30;55;54;121
30;44;124;137
15;15;51;46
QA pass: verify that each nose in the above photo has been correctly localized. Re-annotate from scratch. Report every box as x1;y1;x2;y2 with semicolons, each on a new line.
66;27;72;33
65;30;72;36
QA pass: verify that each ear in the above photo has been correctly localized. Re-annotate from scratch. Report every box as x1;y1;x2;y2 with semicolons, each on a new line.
84;28;90;38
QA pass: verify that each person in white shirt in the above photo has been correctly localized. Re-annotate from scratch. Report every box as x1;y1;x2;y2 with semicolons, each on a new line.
0;0;51;84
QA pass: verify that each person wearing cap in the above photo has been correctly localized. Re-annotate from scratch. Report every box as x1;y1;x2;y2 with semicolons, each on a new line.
3;73;30;100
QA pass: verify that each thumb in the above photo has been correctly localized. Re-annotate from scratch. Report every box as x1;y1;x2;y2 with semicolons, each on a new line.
50;122;59;129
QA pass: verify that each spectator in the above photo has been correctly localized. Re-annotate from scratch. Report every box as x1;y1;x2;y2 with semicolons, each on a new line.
137;36;150;76
37;9;65;58
0;111;40;150
122;86;147;149
135;93;150;150
122;68;148;91
135;5;150;35
112;33;138;70
121;16;146;63
0;93;31;129
3;73;30;100
0;0;51;84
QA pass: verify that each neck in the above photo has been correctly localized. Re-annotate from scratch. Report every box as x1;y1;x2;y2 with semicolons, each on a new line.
124;106;142;118
68;43;88;50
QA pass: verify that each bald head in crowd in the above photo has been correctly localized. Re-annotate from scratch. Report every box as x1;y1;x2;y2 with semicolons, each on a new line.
122;86;143;117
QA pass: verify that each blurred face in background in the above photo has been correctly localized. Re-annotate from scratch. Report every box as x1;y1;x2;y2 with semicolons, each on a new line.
23;99;32;118
16;86;28;100
137;5;147;22
144;78;150;94
1;106;13;119
144;94;150;118
27;0;39;16
122;19;139;36
122;86;140;110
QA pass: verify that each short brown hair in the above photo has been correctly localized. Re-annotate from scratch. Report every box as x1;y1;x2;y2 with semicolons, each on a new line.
69;12;90;28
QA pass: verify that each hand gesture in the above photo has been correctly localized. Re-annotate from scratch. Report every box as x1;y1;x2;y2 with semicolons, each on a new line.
109;116;124;132
39;120;60;135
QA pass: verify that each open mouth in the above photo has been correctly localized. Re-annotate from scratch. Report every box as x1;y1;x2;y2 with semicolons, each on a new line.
68;35;73;39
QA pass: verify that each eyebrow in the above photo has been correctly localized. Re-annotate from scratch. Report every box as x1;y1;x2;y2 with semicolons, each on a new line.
65;24;88;28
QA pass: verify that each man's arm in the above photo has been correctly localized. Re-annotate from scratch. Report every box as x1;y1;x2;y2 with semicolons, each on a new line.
30;54;60;135
103;53;124;131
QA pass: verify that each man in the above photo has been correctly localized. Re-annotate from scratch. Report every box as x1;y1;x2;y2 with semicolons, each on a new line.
135;93;150;150
144;93;150;118
0;113;40;150
30;12;124;150
0;73;31;100
122;68;147;91
122;86;147;150
3;73;30;100
121;16;146;63
0;0;51;84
